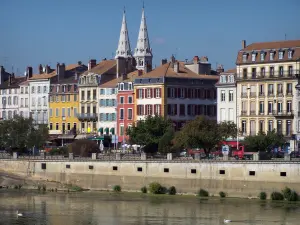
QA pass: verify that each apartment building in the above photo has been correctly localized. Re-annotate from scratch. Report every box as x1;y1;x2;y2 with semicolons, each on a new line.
134;55;219;130
48;62;87;141
18;67;32;118
236;39;300;138
216;69;237;123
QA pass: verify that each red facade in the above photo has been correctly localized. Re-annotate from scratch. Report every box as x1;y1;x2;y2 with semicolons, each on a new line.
117;90;134;143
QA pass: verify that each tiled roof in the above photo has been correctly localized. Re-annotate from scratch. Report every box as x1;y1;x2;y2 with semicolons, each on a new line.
236;39;300;64
0;76;27;89
137;61;220;80
51;64;87;84
224;68;236;74
100;77;119;88
81;60;116;76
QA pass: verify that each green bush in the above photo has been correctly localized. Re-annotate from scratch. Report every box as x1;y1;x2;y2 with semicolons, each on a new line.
198;189;209;197
42;184;46;191
282;187;292;200
149;182;164;194
219;191;226;198
113;185;121;192
271;191;284;200
259;192;267;200
37;185;42;191
168;186;177;195
287;191;298;201
141;186;147;193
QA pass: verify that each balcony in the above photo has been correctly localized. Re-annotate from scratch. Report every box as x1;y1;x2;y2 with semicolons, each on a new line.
250;110;256;115
267;92;275;97
76;113;98;121
241;110;247;116
250;92;256;97
237;70;300;80
241;93;248;98
277;130;293;137
272;110;294;117
277;92;284;97
258;92;265;97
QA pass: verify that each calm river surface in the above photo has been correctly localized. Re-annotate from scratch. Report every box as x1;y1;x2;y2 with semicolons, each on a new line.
1;191;300;225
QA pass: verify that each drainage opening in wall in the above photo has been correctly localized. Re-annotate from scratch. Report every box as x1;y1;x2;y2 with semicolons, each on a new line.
164;168;169;173
191;169;196;174
66;164;71;169
41;163;46;170
113;166;118;171
249;171;255;176
137;167;142;172
219;170;225;175
89;165;93;170
280;172;286;177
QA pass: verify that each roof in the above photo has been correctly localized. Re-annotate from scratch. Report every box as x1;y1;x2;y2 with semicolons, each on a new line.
137;61;220;80
236;39;300;64
117;70;139;83
0;76;27;89
81;60;116;76
223;68;236;74
51;64;87;84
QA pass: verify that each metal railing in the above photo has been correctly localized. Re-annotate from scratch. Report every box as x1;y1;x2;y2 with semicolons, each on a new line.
76;113;98;120
272;110;294;116
237;70;300;80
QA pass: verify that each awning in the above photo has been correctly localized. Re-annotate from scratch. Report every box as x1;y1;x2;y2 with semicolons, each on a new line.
75;134;87;139
58;134;75;139
110;128;115;135
105;128;109;135
98;128;103;133
48;135;59;140
88;136;104;141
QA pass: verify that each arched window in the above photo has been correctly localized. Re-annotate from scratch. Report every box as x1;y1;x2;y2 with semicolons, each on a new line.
13;96;18;105
31;86;35;93
8;97;11;105
13;110;17;117
8;111;12;119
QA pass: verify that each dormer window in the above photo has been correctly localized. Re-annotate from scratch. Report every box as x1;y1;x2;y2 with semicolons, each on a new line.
242;53;247;62
270;51;274;61
288;50;293;59
251;53;256;62
260;52;265;61
278;51;284;60
120;83;124;90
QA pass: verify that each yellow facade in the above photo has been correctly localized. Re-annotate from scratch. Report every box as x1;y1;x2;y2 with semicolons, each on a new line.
49;93;79;134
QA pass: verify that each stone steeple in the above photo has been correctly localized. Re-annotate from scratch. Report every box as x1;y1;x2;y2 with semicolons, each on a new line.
115;8;132;59
134;6;152;71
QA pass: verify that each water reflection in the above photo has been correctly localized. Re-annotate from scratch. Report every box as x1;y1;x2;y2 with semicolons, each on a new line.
0;191;300;225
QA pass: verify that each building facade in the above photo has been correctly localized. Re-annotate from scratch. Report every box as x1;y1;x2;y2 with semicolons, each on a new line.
216;69;237;124
236;39;300;138
134;56;219;130
48;62;87;141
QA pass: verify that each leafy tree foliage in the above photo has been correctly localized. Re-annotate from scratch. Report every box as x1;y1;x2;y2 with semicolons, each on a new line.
244;130;285;152
174;116;237;156
126;115;174;153
68;139;100;157
0;116;49;153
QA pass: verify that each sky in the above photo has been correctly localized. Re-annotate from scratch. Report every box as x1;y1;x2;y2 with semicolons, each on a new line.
1;0;300;75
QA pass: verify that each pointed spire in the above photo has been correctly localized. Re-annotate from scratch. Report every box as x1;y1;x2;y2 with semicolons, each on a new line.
134;6;152;70
115;8;132;59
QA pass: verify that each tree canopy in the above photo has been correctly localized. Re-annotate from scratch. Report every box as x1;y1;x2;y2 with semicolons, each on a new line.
244;130;286;152
174;116;237;156
126;115;174;153
68;139;100;157
0;116;49;153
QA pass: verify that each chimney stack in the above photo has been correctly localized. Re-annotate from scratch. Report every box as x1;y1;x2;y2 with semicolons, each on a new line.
193;56;199;64
38;64;43;74
8;73;13;86
216;64;224;74
161;59;167;65
116;57;126;78
57;63;66;79
45;65;51;74
174;61;179;73
138;70;143;76
27;66;33;79
242;40;246;49
88;59;97;70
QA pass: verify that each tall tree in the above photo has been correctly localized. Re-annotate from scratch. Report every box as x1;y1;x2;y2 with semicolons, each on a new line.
174;116;237;156
244;130;285;152
126;115;174;153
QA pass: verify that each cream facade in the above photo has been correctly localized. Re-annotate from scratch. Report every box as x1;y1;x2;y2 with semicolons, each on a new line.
236;39;300;138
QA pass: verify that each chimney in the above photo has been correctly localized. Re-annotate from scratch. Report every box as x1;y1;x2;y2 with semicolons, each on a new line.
8;73;13;86
74;72;78;81
78;61;82;65
161;59;167;65
27;66;33;79
216;65;224;74
45;65;51;74
200;56;208;62
116;57;126;78
56;63;66;79
170;55;175;64
88;59;97;70
138;70;143;76
193;56;199;64
242;40;246;49
38;64;43;74
174;61;179;73
103;58;107;61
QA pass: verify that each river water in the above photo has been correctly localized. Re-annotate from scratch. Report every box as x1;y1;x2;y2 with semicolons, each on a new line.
0;191;300;225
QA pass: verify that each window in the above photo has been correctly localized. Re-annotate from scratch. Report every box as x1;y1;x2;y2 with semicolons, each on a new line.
287;83;292;94
128;96;133;104
62;108;66;117
49;108;53;117
286;120;292;136
249;171;255;176
277;84;283;94
56;108;59;117
38;86;41;93
277;120;282;134
268;84;274;95
56;86;60;92
31;97;35;106
137;105;144;115
259;120;264;132
13;96;18;105
268;101;273;114
21;87;24;93
146;105;152;115
67;108;71;117
128;109;132;120
25;98;28;107
21;98;24;107
219;170;225;175
180;88;185;98
221;90;225;102
74;108;77;116
260;52;265;61
147;89;151;98
155;88;161;98
288;66;293;76
268;120;273;132
43;86;47;93
259;101;264;114
81;90;85;100
241;120;246;134
242;54;247;62
8;97;11;105
259;84;264;95
138;89;143;98
270;52;274;61
279;51;284;60
191;169;196;174
67;123;71;130
179;104;185;116
164;168;169;173
25;87;28;94
49;123;53;130
120;83;124;90
120;96;124;104
74;94;77;101
93;89;96;100
288;50;293;59
229;91;233;102
137;167;142;172
100;89;105;95
261;67;265;77
120;108;124;119
120;125;124;135
287;101;292;113
277;102;282;113
270;67;274;76
251;53;256;61
154;104;161;115
128;83;133;90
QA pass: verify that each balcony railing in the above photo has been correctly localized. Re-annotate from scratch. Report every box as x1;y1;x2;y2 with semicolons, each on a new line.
241;110;247;116
241;93;248;98
250;92;256;97
250;110;256;115
258;92;265;97
237;70;300;80
76;113;98;121
272;110;294;116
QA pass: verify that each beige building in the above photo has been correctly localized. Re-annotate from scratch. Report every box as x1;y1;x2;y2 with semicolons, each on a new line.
236;39;300;138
